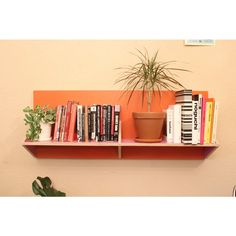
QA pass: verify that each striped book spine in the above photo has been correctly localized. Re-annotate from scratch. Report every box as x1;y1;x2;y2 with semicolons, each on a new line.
175;90;193;144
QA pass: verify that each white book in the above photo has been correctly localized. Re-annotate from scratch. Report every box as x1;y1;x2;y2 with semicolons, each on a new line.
197;95;202;143
166;107;174;143
172;104;181;144
192;100;199;144
212;102;219;144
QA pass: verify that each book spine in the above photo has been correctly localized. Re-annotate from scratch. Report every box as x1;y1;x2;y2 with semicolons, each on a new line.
63;101;73;141
68;103;77;142
173;104;181;144
176;90;193;144
204;102;211;144
192;99;198;144
81;106;85;141
197;94;203;144
77;105;82;142
107;105;112;141
100;104;103;141
166;107;174;143
113;105;120;142
212;102;219;144
200;97;206;144
111;106;115;141
53;105;62;141
59;106;66;141
87;106;91;141
90;105;96;141
84;106;88;142
96;105;101;141
209;101;215;143
102;105;108;141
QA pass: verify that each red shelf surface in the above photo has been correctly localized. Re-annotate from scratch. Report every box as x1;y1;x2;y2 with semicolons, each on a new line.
23;140;219;159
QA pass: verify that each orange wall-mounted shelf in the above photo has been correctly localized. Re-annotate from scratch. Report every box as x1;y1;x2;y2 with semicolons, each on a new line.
23;139;219;159
22;90;219;160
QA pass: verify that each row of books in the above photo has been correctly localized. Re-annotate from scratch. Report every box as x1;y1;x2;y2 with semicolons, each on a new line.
53;101;121;142
166;90;218;144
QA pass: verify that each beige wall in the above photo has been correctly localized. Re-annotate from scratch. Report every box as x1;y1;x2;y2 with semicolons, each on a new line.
0;40;235;196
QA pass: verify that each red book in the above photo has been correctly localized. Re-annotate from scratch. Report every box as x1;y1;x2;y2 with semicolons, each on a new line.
63;101;73;141
68;103;77;142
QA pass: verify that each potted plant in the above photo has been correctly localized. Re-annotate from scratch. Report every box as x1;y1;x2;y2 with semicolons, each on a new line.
23;105;56;141
115;49;189;142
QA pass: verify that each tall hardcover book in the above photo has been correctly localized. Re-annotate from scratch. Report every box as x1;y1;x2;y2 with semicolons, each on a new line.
102;105;108;141
192;95;200;144
107;105;112;141
68;103;77;142
96;105;101;141
111;106;115;141
172;104;182;144
53;105;63;141
58;106;65;141
81;106;85;141
200;96;206;144
175;90;193;144
204;98;215;144
87;106;91;141
90;105;97;141
77;105;83;142
212;102;219;144
113;105;120;142
84;106;89;142
63;101;73;141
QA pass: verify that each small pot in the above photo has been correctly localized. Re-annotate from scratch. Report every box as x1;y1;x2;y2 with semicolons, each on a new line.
133;112;166;142
39;122;52;141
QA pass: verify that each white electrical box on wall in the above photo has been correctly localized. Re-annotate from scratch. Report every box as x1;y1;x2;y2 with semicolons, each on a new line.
184;40;215;46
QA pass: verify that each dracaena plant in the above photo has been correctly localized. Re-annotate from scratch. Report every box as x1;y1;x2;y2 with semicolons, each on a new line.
115;49;190;112
23;105;56;141
32;176;66;197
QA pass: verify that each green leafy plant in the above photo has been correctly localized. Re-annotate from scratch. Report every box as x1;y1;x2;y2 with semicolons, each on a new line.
23;105;56;141
115;49;190;112
32;176;66;197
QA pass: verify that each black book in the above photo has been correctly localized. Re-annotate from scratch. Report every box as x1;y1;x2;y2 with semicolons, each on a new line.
107;105;112;141
96;105;101;141
113;105;120;142
81;106;85;141
102;105;108;141
87;106;91;141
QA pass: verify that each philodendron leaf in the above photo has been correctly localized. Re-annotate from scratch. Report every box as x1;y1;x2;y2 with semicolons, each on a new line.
32;180;47;196
37;176;52;189
32;176;66;197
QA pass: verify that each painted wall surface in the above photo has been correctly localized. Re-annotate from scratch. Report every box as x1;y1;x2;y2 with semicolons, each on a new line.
0;40;235;196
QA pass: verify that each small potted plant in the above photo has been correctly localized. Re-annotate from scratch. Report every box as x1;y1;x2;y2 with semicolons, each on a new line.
23;105;56;141
115;49;189;142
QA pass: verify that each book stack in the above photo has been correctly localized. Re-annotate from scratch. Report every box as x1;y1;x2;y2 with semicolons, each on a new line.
166;90;218;144
53;101;121;142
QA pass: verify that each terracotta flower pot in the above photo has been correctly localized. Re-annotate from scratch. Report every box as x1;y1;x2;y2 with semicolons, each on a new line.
133;112;166;142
